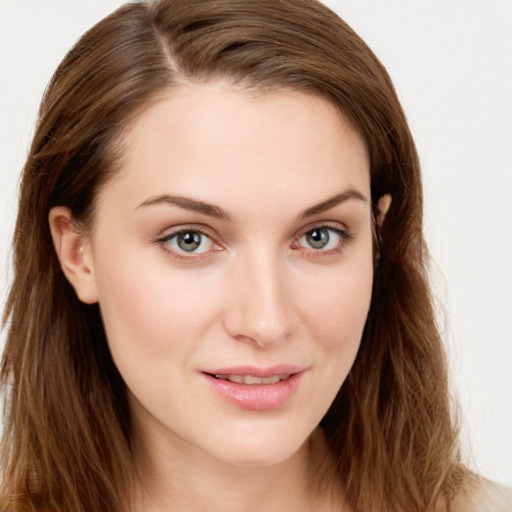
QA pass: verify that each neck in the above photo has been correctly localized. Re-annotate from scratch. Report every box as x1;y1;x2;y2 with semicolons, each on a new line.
132;428;343;512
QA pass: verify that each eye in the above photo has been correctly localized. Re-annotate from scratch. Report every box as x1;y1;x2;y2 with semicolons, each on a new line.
294;225;352;254
303;228;336;250
162;229;216;254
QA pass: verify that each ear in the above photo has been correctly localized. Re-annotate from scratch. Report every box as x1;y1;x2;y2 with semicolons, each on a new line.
376;194;392;227
48;206;99;304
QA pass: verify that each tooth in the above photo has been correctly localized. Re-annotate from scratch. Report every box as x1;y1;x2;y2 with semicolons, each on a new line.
244;375;262;385
217;373;292;385
261;375;280;384
227;375;245;384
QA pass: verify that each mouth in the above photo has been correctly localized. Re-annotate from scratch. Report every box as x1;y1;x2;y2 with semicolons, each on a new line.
211;373;291;385
202;366;306;410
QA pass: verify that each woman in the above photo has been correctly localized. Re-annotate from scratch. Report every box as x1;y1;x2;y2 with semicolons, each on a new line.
1;0;510;511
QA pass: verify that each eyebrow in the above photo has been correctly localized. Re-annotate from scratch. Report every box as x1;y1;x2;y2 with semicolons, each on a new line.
298;189;368;219
136;188;367;222
136;194;231;221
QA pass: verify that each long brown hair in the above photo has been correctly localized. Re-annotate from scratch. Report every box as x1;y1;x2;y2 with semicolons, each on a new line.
1;0;468;510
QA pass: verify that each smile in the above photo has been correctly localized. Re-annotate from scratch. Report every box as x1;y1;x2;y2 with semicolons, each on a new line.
202;366;306;410
213;374;291;385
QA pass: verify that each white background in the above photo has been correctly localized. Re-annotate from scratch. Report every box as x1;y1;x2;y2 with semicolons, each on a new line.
1;0;511;486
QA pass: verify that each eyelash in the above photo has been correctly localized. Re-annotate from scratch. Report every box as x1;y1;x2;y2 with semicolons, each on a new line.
154;223;354;262
292;223;354;259
154;225;221;262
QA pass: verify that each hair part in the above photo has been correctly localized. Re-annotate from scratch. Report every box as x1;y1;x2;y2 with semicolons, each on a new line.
2;1;467;511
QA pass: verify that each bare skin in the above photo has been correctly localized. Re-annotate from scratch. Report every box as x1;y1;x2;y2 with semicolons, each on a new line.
134;427;347;512
50;83;375;511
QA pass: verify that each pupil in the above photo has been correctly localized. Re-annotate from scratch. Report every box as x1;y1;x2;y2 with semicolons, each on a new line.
307;228;329;249
178;231;201;251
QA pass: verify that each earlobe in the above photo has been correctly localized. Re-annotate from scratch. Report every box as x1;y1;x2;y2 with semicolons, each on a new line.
48;207;99;304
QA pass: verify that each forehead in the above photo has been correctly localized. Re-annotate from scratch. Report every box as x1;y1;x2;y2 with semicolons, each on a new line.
97;82;370;217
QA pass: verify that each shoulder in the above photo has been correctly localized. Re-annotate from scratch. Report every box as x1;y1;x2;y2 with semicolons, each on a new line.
451;477;512;512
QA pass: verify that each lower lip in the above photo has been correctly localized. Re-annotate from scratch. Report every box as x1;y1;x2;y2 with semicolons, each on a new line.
203;372;304;410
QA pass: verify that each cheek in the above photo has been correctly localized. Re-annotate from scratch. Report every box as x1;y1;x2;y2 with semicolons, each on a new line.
286;252;373;429
299;259;373;346
295;246;374;397
92;245;223;373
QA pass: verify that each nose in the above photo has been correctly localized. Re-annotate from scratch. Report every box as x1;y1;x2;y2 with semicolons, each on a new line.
223;249;295;348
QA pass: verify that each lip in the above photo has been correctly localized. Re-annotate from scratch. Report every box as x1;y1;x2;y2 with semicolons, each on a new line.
201;365;307;411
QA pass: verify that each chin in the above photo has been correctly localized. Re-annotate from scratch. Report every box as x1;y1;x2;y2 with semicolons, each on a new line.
218;446;301;468
202;421;313;468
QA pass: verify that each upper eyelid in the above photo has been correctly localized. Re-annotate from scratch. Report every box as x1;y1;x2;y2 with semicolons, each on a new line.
293;223;354;251
154;226;220;261
294;220;350;238
156;223;217;241
153;225;221;258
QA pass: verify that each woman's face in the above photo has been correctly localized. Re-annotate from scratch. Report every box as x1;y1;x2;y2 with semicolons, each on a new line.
85;83;373;467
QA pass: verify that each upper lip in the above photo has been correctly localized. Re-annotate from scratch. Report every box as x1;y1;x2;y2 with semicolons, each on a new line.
202;365;307;378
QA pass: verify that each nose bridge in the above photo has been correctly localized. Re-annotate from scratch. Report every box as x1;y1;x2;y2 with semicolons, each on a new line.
224;245;292;346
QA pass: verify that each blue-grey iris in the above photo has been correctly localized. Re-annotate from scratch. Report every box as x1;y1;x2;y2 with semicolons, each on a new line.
306;228;329;249
177;231;202;252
